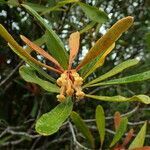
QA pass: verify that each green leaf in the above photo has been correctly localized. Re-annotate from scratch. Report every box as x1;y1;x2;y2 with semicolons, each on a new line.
22;4;68;69
71;111;95;148
110;117;128;147
85;94;150;104
7;0;19;6
83;59;139;88
19;66;59;93
41;0;79;15
76;16;133;71
78;2;108;23
80;21;96;34
23;2;48;12
129;122;147;149
9;44;55;82
57;0;79;6
89;70;150;87
30;99;38;118
0;0;7;4
145;32;150;51
35;97;73;136
0;136;12;145
95;105;105;146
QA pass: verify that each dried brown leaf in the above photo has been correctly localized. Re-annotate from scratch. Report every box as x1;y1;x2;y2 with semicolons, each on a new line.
123;128;134;147
114;111;121;130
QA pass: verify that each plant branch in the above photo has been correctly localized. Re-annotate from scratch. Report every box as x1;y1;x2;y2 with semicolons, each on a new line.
0;60;24;87
68;121;91;150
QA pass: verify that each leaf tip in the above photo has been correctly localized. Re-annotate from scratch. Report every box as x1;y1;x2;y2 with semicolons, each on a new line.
124;16;134;25
20;34;24;40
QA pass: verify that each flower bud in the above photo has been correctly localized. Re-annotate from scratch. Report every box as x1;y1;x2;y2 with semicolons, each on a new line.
57;94;66;102
56;78;62;86
76;91;85;98
74;77;83;86
66;88;74;96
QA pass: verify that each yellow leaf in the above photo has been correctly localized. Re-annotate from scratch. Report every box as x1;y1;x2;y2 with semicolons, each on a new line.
76;16;134;71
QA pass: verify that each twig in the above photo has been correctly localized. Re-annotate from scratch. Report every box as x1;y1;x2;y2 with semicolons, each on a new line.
0;60;24;87
87;86;109;95
31;137;41;150
0;126;40;139
84;104;139;123
1;139;24;146
88;126;150;138
36;138;70;150
6;129;40;138
36;95;45;119
128;121;147;126
0;128;8;138
69;122;91;150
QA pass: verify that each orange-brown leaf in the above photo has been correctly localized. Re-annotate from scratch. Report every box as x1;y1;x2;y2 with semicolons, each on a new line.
123;128;134;147
68;31;80;69
114;111;121;130
8;43;62;74
76;16;134;71
131;146;150;150
20;35;64;71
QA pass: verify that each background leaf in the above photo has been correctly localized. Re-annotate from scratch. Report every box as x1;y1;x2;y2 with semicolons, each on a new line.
71;111;95;148
35;97;73;136
145;32;150;51
80;21;96;34
85;94;150;104
78;2;108;23
129;122;147;149
110;117;128;147
41;0;79;15
19;66;59;93
24;2;49;12
95;105;105;146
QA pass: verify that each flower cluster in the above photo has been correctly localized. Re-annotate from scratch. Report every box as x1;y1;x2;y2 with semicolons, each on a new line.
56;70;85;102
